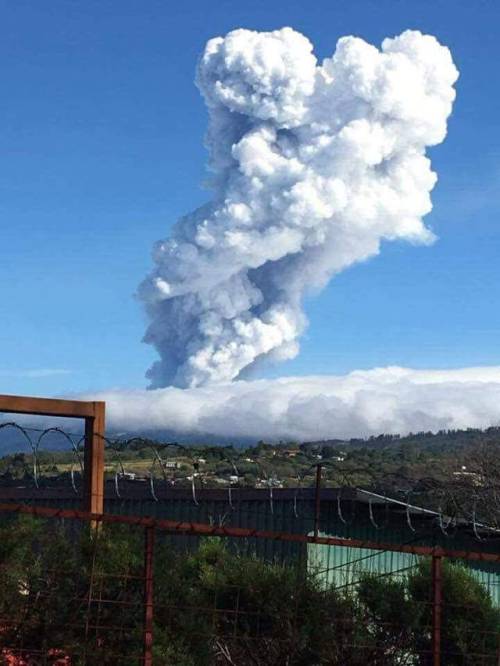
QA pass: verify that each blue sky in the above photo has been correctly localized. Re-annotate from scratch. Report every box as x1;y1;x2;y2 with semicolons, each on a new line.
2;0;500;397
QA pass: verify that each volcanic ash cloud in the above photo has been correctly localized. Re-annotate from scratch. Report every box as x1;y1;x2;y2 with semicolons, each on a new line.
138;27;458;389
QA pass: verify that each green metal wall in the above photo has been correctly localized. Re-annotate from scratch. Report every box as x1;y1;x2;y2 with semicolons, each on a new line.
4;488;500;602
307;535;500;606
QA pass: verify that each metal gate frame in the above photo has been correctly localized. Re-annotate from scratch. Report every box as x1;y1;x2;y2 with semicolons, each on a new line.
0;394;105;514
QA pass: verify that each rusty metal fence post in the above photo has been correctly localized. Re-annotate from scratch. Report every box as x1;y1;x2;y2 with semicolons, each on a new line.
314;464;323;539
143;526;155;666
83;401;106;516
432;554;443;666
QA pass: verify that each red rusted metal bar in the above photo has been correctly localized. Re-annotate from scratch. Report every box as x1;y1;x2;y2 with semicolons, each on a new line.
143;526;155;666
0;394;102;419
314;464;322;538
0;502;499;564
432;555;443;666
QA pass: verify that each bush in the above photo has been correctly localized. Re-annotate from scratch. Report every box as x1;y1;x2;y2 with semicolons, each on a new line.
358;559;500;665
0;516;498;665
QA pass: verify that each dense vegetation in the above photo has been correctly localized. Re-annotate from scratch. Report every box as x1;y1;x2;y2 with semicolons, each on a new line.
0;515;498;665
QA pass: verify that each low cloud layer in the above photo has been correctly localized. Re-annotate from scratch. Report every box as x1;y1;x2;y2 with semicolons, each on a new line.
87;367;500;442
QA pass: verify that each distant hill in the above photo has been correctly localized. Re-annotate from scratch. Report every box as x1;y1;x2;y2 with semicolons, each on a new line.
0;424;251;454
303;426;500;453
1;419;500;456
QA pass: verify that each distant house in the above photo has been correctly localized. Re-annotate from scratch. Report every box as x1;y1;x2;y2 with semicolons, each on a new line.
164;461;179;470
117;472;148;483
9;482;500;607
282;449;299;458
452;470;483;485
119;472;136;481
256;478;283;488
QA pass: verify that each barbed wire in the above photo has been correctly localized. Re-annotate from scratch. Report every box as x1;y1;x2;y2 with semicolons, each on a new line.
1;420;500;542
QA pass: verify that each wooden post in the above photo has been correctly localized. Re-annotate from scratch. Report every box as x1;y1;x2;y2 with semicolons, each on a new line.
83;402;106;516
432;555;443;666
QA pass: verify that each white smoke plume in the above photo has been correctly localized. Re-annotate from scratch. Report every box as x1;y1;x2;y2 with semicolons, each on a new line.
90;367;500;442
138;27;458;389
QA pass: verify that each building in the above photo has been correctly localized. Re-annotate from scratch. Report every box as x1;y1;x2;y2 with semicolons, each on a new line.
1;483;499;603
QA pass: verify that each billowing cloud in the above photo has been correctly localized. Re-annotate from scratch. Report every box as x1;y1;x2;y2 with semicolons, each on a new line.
87;367;500;442
138;27;458;389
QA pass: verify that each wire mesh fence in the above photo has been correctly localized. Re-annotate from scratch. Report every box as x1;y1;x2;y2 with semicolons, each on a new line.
0;505;498;665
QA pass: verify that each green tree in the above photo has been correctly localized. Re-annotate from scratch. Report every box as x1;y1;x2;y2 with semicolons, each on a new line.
409;559;500;665
358;559;500;665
